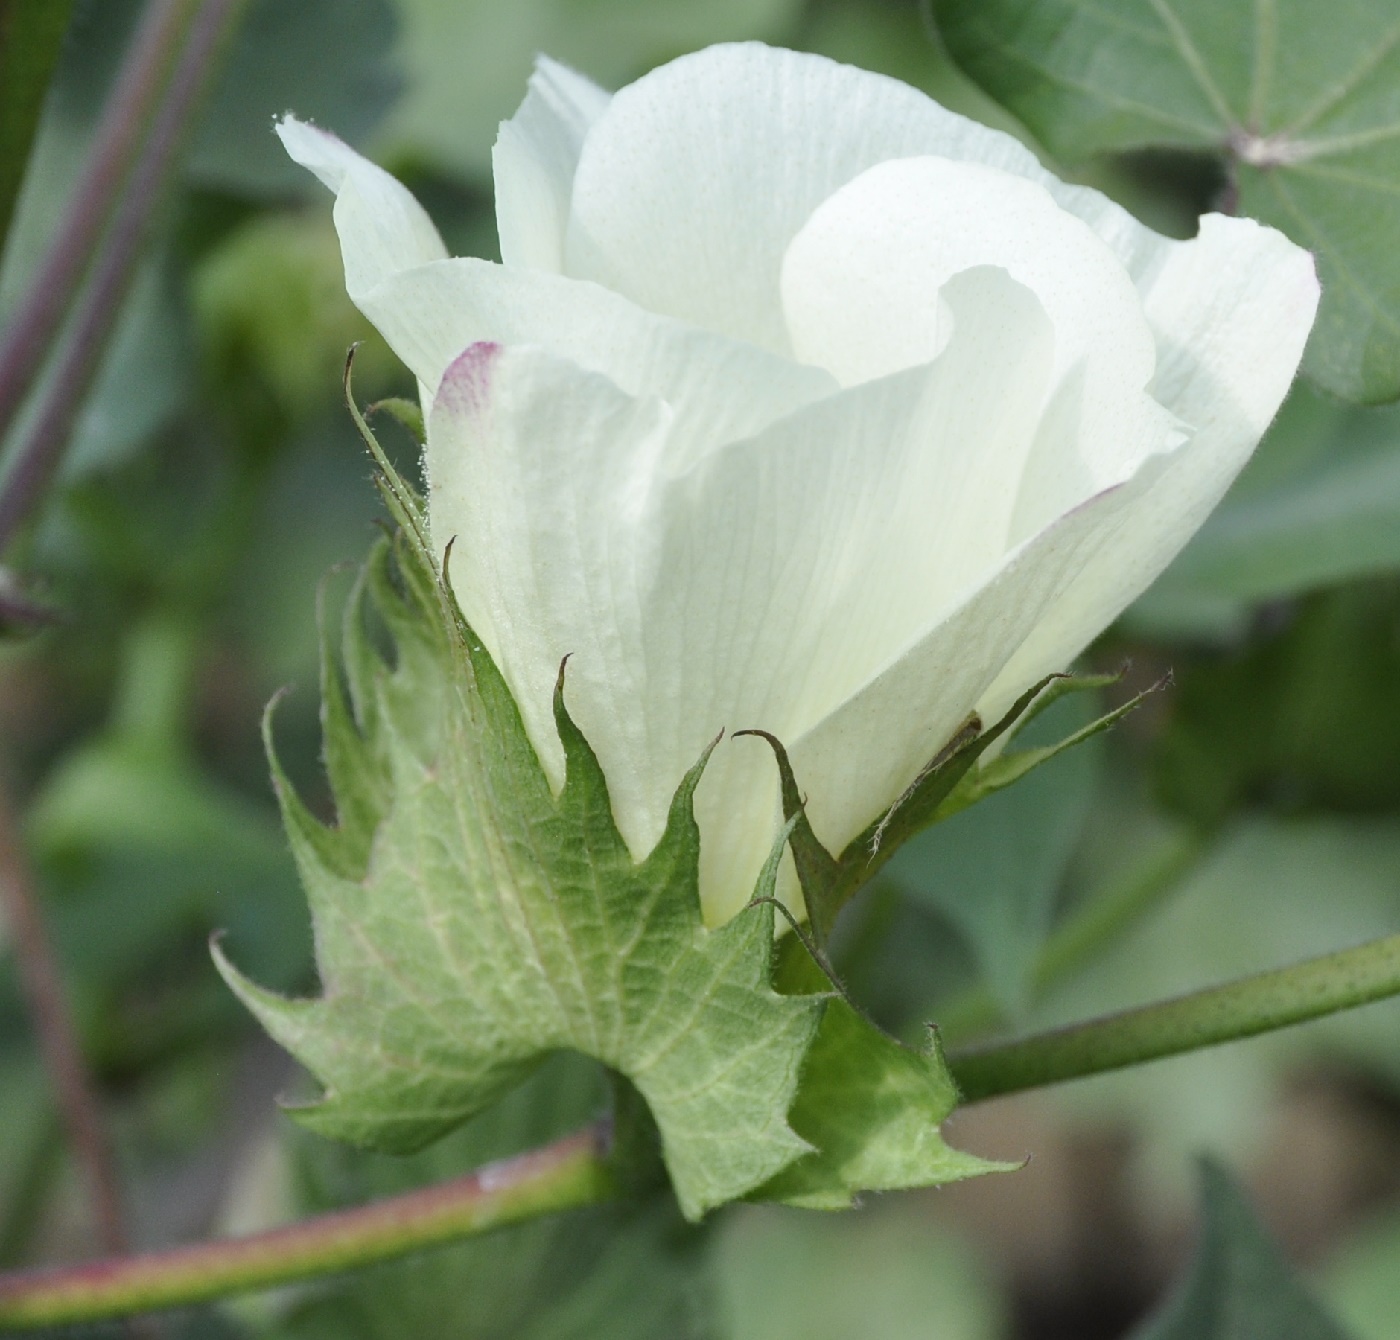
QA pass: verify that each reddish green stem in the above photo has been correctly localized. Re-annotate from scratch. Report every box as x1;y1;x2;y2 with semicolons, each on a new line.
0;0;246;552
0;0;192;443
0;1125;614;1330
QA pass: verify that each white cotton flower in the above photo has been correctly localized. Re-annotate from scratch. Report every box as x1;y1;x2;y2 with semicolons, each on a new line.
277;43;1319;927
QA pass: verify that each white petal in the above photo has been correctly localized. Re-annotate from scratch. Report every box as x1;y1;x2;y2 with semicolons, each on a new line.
788;457;1166;872
779;153;1180;537
782;155;1150;390
557;42;1256;364
563;42;1071;351
425;340;671;849
362;258;835;470
976;214;1320;723
492;57;610;272
427;269;1061;925
275;117;446;304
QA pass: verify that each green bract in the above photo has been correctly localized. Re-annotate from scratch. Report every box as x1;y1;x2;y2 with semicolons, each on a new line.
214;415;998;1218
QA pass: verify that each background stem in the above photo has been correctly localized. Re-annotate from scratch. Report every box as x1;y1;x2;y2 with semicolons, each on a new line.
0;0;192;443
949;930;1400;1103
0;785;130;1257
0;1125;614;1331
0;0;247;553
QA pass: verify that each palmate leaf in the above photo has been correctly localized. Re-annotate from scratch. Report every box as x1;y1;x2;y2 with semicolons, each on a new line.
936;0;1400;404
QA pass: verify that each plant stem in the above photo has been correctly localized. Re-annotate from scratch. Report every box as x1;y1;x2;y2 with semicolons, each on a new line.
0;0;246;552
0;0;193;443
949;931;1400;1103
0;785;130;1256
0;1125;614;1331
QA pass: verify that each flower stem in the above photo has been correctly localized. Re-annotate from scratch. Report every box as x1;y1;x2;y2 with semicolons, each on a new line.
949;931;1400;1103
0;1125;614;1330
0;0;246;553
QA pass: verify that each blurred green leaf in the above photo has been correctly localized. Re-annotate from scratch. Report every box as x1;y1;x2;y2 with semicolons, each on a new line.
1321;1208;1400;1340
1153;582;1400;824
65;256;192;476
1134;386;1400;636
189;0;400;195
279;1054;715;1340
936;0;1400;403
192;212;396;453
0;1055;56;1263
885;693;1102;1012
36;0;398;199
715;1200;1004;1340
379;0;805;184
0;0;75;254
796;0;1031;143
1030;811;1400;1194
1133;1159;1354;1338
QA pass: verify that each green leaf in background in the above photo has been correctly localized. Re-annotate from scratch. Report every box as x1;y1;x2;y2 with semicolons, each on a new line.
0;1056;55;1265
191;211;398;453
886;693;1102;1013
1027;807;1400;1198
1132;1159;1354;1338
41;0;399;199
936;0;1400;404
0;0;75;255
715;1199;1004;1340
188;0;400;195
378;0;805;184
1132;385;1400;637
215;504;822;1220
794;0;1031;143
1152;581;1400;825
64;256;192;477
278;1055;715;1340
1321;1207;1400;1340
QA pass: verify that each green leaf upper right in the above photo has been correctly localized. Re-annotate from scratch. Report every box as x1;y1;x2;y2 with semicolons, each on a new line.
213;522;822;1222
937;0;1400;404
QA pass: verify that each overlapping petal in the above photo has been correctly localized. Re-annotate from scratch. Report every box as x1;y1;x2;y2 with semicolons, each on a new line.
493;58;610;272
360;259;835;470
276;117;446;304
425;270;1167;921
562;43;1061;351
561;42;1203;357
977;215;1320;724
